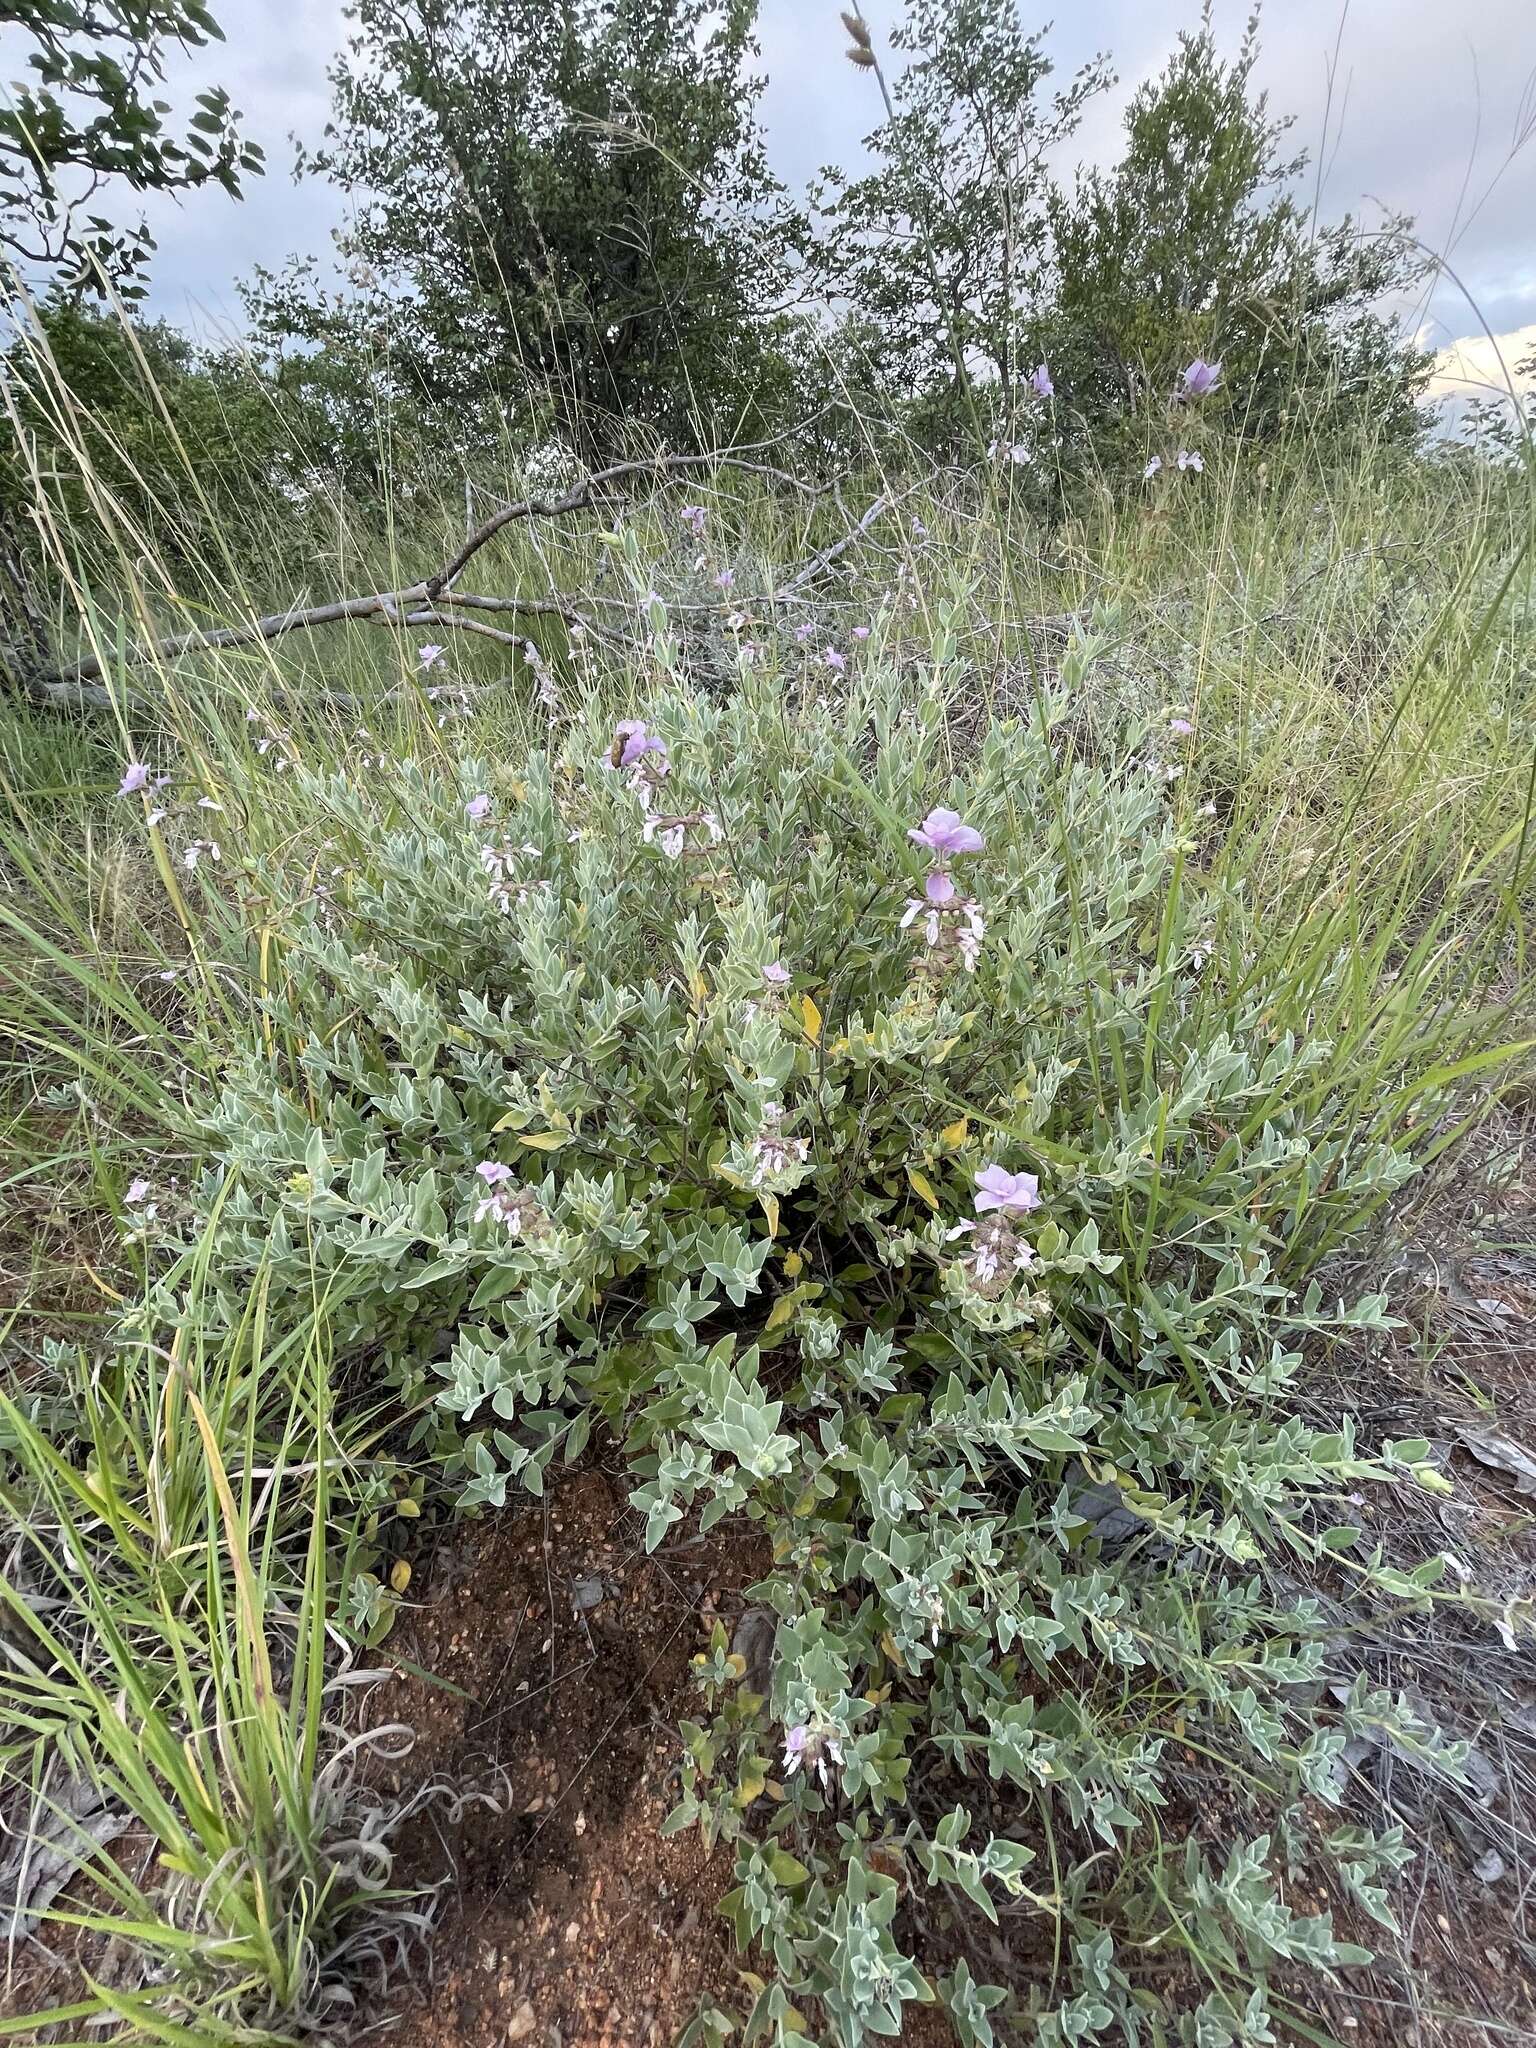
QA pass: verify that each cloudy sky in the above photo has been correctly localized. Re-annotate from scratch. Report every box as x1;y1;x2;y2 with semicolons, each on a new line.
12;1;1535;400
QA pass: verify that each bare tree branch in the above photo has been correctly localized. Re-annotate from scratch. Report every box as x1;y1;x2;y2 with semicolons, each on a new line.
24;426;861;707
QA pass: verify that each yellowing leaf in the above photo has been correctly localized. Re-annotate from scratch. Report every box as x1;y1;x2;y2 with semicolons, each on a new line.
906;1165;940;1210
940;1117;970;1150
491;1111;527;1132
759;1191;780;1238
800;993;823;1043
734;1766;766;1807
519;1131;570;1151
396;1496;422;1520
389;1559;412;1594
765;1292;798;1333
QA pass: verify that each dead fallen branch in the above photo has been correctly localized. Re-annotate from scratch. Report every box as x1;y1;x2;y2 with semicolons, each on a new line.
28;438;843;707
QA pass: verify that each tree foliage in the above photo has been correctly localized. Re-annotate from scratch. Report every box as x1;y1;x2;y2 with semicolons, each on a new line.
1045;6;1429;443
0;0;262;300
814;0;1109;442
262;0;808;456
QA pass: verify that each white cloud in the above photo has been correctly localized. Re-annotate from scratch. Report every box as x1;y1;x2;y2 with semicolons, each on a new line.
1426;322;1536;405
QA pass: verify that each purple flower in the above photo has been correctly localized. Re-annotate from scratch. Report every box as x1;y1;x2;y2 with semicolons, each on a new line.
613;718;669;769
465;793;493;822
118;762;150;796
681;504;707;535
476;1160;514;1186
974;1164;1041;1216
1177;449;1204;473
418;643;447;670
1029;362;1054;398
824;648;846;671
1180;359;1222;398
909;807;984;858
762;961;791;986
1143;456;1163;480
924;870;956;904
714;568;735;591
852;626;871;641
124;1177;150;1206
1169;717;1194;737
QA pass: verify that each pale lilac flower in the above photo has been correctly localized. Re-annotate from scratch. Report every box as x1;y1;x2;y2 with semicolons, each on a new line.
145;807;167;829
762;961;791;986
1029;362;1055;398
909;807;984;858
638;589;664;615
474;1174;542;1234
823;648;846;671
954;903;985;972
418;643;447;670
1180;359;1222;398
125;1177;150;1206
713;568;735;591
465;794;493;822
852;626;871;641
782;1719;844;1787
793;622;816;643
749;1102;810;1185
118;762;150;796
476;1161;514;1187
1169;717;1194;737
681;504;707;535
726;611;747;632
912;518;929;537
1177;449;1204;473
613;719;668;770
196;796;222;811
182;839;220;871
974;1164;1041;1215
901;891;985;972
1144;456;1163;480
1007;443;1030;465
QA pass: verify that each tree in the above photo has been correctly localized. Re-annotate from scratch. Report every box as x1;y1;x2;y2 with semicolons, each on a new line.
813;0;1110;445
1044;6;1429;444
259;0;808;458
0;1;263;301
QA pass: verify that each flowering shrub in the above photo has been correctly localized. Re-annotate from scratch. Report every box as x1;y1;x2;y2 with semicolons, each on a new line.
149;615;1463;2045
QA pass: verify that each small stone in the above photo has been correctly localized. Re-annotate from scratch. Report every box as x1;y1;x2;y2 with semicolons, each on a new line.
564;1919;582;1944
506;2002;536;2042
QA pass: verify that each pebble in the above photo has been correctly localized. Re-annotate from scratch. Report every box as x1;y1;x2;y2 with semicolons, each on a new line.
506;2002;536;2042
